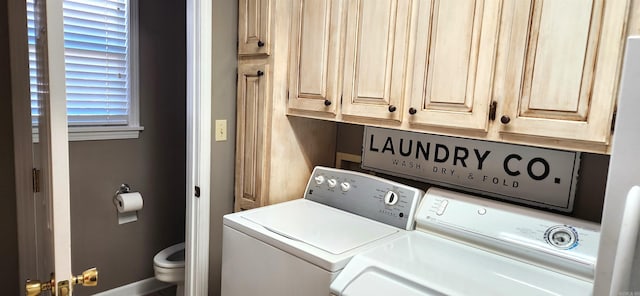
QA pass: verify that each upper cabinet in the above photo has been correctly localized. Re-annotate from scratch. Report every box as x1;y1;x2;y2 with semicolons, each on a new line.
341;0;412;123
239;0;271;56
407;0;501;132
497;0;629;145
287;0;343;117
285;0;633;153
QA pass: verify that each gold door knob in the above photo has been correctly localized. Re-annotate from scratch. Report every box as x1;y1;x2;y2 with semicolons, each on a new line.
25;280;44;296
25;274;54;296
72;267;98;287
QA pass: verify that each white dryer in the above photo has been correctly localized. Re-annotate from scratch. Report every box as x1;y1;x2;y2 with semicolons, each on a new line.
331;187;601;296
221;166;424;296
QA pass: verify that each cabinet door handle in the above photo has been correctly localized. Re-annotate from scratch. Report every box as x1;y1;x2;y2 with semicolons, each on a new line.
388;105;397;113
500;115;511;124
408;107;417;115
324;100;332;106
257;40;265;47
247;70;264;77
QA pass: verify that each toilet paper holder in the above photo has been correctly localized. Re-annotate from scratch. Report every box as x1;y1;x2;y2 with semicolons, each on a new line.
114;183;135;210
114;183;142;224
114;183;131;201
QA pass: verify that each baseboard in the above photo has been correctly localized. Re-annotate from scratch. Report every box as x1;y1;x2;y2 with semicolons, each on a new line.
93;277;173;296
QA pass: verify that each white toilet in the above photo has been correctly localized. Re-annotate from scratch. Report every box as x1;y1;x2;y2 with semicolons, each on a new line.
153;242;185;296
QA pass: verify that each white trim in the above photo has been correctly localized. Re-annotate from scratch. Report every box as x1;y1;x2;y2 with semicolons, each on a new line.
92;277;172;296
127;0;140;128
185;0;212;295
32;126;144;142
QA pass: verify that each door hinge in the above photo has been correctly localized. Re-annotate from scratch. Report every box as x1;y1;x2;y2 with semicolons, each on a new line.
32;168;41;193
611;108;617;132
195;186;200;198
489;101;497;121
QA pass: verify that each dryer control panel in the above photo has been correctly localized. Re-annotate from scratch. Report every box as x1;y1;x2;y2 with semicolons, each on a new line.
304;167;424;230
416;187;601;280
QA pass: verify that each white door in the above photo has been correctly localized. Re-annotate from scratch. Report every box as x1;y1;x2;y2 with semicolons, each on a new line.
21;0;96;295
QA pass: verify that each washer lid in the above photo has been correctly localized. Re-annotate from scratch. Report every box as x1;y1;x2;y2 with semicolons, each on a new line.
242;200;399;255
330;232;594;296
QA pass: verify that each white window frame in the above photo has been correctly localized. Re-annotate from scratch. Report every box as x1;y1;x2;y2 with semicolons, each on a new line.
31;0;143;142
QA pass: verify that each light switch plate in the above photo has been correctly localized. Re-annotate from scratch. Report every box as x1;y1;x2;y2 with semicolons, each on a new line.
215;119;227;141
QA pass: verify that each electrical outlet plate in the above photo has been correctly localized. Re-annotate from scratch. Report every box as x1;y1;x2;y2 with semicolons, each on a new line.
215;120;227;141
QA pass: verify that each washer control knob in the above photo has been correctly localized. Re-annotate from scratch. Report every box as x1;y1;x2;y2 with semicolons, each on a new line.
340;182;351;192
545;225;579;249
327;179;337;188
314;175;325;185
384;191;399;206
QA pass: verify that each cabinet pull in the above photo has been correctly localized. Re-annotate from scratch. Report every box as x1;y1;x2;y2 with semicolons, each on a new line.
408;107;417;115
489;101;497;121
246;70;265;77
247;70;264;78
611;109;617;132
324;100;332;106
500;115;511;124
388;105;397;113
257;40;265;47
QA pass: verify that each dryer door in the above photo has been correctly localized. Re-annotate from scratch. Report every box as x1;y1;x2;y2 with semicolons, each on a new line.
336;269;441;296
331;233;595;296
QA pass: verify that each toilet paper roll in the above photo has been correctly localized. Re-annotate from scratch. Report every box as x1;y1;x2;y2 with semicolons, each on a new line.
115;192;144;213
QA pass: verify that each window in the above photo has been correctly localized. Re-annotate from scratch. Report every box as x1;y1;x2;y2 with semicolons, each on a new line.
27;0;142;141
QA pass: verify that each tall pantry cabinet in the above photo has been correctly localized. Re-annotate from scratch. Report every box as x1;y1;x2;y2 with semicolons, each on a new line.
235;0;336;211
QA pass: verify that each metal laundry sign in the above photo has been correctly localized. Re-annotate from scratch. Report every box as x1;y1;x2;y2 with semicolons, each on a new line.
361;127;580;211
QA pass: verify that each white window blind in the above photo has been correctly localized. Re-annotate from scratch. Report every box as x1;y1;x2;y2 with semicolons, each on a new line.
27;0;131;126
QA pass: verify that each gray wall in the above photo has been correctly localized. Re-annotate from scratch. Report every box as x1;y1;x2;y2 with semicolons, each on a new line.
336;123;609;223
208;0;238;295
0;1;20;294
70;1;186;295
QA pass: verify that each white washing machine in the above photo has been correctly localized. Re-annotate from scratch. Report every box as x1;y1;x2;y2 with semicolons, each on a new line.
221;166;424;296
331;187;601;296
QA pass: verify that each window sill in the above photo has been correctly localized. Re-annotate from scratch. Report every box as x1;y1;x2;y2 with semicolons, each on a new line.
32;126;145;143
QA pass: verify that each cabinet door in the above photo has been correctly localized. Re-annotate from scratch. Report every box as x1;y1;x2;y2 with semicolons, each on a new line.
407;0;501;132
235;64;270;211
341;0;412;123
287;0;343;117
238;0;270;56
499;0;629;143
